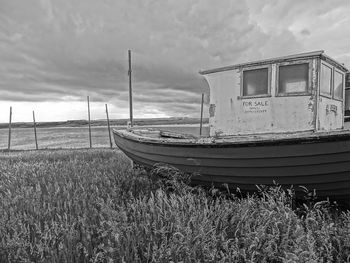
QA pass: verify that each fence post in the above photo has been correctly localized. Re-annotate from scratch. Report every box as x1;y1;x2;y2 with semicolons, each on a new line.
87;96;92;148
199;93;204;136
128;50;133;127
33;111;38;150
105;104;113;148
8;106;12;151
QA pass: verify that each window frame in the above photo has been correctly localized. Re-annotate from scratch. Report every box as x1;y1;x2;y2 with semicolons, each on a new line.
276;60;312;97
333;68;344;102
319;62;333;99
240;65;271;99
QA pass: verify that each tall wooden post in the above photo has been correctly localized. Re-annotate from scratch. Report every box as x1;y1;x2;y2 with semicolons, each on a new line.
33;111;38;150
105;104;113;148
8;106;12;151
87;96;92;148
128;50;133;127
199;93;204;136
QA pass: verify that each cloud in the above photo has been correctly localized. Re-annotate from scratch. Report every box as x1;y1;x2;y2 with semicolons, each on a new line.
246;0;350;64
300;29;311;36
0;0;349;122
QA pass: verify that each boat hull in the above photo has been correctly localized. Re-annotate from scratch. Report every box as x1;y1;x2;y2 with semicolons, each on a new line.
113;129;350;199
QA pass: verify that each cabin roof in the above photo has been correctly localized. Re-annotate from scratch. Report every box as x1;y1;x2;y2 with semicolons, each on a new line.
199;50;349;75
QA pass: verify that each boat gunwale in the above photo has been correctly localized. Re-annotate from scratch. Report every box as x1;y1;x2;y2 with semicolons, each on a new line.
113;128;350;148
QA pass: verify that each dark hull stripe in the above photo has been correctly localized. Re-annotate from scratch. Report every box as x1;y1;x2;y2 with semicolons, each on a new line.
116;137;350;176
128;146;350;198
127;146;350;168
131;148;350;166
121;146;350;184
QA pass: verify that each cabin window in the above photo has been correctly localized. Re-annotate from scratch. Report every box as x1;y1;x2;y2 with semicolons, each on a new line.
346;88;350;114
242;68;269;97
278;63;309;94
320;63;332;96
334;70;343;100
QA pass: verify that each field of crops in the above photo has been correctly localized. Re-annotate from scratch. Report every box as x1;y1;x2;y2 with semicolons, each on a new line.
1;149;350;262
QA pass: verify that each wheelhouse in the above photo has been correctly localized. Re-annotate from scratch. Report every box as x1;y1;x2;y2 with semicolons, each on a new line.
200;51;349;136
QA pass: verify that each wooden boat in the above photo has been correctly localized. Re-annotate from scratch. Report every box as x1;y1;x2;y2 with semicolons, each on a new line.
113;51;350;199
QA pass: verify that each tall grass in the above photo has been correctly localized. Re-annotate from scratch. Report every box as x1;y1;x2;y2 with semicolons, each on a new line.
0;149;350;262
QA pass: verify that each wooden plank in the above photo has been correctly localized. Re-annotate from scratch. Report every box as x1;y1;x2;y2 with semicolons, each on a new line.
160;130;196;139
117;147;350;167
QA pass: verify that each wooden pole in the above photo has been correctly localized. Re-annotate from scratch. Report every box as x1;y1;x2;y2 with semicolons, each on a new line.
33;111;38;150
128;50;133;127
199;93;204;136
87;96;92;148
105;104;113;148
8;106;12;151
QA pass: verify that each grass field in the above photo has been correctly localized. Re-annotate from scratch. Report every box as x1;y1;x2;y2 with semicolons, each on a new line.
0;125;209;150
1;149;350;262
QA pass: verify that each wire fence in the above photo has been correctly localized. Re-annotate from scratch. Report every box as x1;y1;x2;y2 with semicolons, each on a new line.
1;93;209;151
0;124;208;151
1;97;117;151
0;125;118;151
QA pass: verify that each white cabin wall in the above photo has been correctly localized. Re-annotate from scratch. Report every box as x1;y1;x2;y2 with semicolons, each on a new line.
205;71;240;136
204;61;317;136
317;97;343;130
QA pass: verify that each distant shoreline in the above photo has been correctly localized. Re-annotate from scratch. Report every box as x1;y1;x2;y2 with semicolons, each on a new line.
0;117;209;129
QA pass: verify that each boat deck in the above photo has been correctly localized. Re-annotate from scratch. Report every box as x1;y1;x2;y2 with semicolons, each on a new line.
115;127;350;146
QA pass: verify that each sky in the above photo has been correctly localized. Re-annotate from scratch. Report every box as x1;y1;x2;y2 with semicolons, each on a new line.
0;0;350;123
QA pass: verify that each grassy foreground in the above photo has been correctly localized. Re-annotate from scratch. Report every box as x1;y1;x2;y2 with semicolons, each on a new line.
0;149;350;262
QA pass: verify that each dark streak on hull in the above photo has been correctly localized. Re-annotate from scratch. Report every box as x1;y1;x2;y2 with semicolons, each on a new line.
113;129;350;199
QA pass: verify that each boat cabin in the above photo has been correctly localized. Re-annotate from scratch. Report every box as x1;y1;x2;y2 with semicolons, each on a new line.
200;51;349;137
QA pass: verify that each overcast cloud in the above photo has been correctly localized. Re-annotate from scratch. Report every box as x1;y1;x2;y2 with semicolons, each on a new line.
0;0;350;122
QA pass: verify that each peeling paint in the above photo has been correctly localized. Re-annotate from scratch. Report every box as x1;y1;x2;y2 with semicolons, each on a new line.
209;104;216;117
331;105;338;114
326;104;338;115
214;130;223;137
308;98;314;111
318;97;342;130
